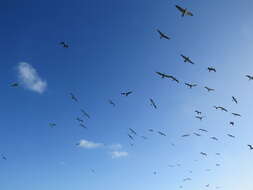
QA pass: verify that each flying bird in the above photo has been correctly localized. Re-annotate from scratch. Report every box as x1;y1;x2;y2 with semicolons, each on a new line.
76;117;84;123
216;164;220;167
108;99;116;107
180;54;194;64
210;137;218;141
227;134;235;138
216;153;221;156
81;109;90;119
247;144;253;150
129;128;137;135
232;113;241;117
156;72;179;83
246;75;253;80
1;154;7;160
200;152;208;156
121;91;133;96
204;86;215;92
193;132;201;136
195;110;201;115
199;129;208;132
183;177;192;181
80;123;87;129
208;67;216;72
128;134;134;140
156;29;171;40
148;129;154;132
49;123;56;128
195;116;205;121
229;121;234;126
10;82;19;87
181;134;190;137
175;5;194;17
185;83;197;88
232;96;238;104
214;106;228;112
59;41;69;48
70;93;78;102
150;98;157;109
158;131;166;136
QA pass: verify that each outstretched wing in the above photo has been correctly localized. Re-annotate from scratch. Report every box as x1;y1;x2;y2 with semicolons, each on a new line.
175;5;185;13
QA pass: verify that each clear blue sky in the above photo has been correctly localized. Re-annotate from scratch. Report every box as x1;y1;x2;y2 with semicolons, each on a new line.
1;0;253;189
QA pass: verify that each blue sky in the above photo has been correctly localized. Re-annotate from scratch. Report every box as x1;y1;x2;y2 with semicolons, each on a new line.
1;0;253;189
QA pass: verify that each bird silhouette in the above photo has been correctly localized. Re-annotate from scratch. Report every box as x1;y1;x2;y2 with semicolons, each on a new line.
150;98;157;109
195;110;201;115
195;116;205;120
181;54;194;64
185;83;197;88
121;91;133;96
129;128;137;135
81;109;90;119
158;131;166;136
232;96;238;104
10;82;19;87
59;41;69;48
246;75;253;80
227;134;235;138
204;86;215;92
156;29;171;40
229;121;234;126
108;99;116;107
214;106;228;112
232;113;241;117
199;129;208;132
248;144;253;150
70;93;78;102
156;72;179;83
210;137;218;141
200;152;208;156
207;67;216;72
49;123;56;128
175;5;194;17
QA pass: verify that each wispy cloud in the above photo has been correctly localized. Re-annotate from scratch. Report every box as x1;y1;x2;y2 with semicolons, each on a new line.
111;151;128;159
18;62;47;94
77;139;103;149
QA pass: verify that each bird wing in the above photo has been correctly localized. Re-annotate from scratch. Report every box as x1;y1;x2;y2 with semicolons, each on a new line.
186;11;193;16
176;5;185;13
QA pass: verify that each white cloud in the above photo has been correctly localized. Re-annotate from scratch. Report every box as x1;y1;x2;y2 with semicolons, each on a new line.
18;62;47;94
77;139;103;149
111;151;128;159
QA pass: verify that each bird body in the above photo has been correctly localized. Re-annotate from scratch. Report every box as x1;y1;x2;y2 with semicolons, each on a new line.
156;29;171;40
204;86;215;92
180;54;194;64
121;91;132;96
150;98;157;109
185;83;197;88
208;67;216;72
175;5;193;17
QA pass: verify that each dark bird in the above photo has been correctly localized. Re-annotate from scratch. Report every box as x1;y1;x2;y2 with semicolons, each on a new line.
204;86;215;92
181;134;190;137
148;129;154;132
185;83;197;88
183;177;192;181
70;93;78;102
232;96;238;104
158;131;166;136
195;110;201;115
247;144;253;150
199;129;208;132
227;134;235;138
153;171;157;175
175;5;194;17
207;67;216;72
150;98;157;109
81;109;90;119
10;82;19;87
180;54;194;64
128;134;134;140
216;153;221;156
196;116;205;121
229;121;234;126
80;123;87;129
76;117;84;123
193;132;201;136
216;164;220;167
59;41;69;48
49;123;56;128
200;152;208;156
121;91;133;96
246;75;253;80
156;29;171;40
156;72;179;83
232;113;241;117
1;154;7;160
206;184;210;187
108;99;116;107
214;106;228;112
210;137;218;141
129;128;137;135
